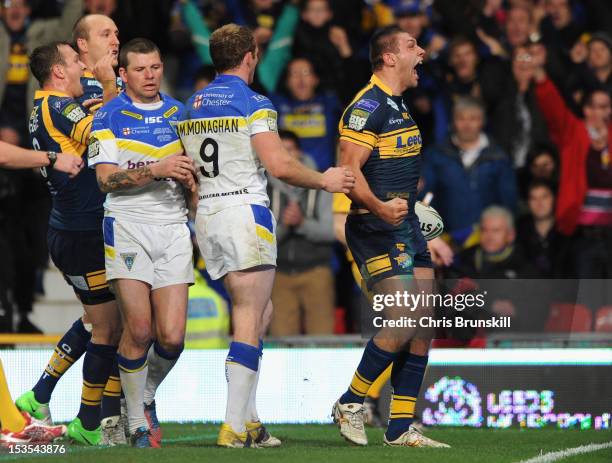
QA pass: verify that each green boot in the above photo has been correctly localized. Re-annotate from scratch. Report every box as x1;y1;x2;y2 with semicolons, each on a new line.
67;417;102;446
15;390;51;424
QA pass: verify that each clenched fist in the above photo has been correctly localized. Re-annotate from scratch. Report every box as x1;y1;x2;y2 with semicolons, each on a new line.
55;153;84;178
376;197;408;226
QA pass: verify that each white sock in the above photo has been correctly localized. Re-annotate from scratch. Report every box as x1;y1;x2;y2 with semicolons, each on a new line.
246;356;261;422
119;364;148;434
225;362;257;433
143;343;180;405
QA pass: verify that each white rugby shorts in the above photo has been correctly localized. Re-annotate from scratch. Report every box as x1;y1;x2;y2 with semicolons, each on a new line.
103;217;194;289
195;204;277;280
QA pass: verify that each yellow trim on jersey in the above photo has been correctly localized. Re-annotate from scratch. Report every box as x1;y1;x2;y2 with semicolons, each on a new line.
378;127;416;139
247;108;275;124
339;135;375;151
70;116;93;146
88;102;103;112
116;139;182;159
39;94;88;157
337;74;393;150
163;106;179;118
348;77;377;107
366;254;392;276
370;74;393;96
256;225;275;244
91;128;115;141
120;110;143;120
34;90;70;99
337;79;376;134
376;126;421;158
339;128;377;149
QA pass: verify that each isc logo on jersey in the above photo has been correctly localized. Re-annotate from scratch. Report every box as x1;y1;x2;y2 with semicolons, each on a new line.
145;116;163;124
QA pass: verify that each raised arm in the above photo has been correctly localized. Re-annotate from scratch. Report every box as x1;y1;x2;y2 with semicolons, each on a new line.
256;1;300;94
531;44;584;146
180;0;213;65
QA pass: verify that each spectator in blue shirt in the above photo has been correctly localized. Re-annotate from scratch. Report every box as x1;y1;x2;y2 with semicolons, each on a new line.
422;96;518;247
270;57;340;171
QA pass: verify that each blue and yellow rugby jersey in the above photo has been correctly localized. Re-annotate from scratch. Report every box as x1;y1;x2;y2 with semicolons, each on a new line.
178;74;278;215
29;90;102;231
77;70;124;111
88;92;188;224
338;74;423;218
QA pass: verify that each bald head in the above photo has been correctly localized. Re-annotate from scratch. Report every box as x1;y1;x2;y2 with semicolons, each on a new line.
73;14;119;69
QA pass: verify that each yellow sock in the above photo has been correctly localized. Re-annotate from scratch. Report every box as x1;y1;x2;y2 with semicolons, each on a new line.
103;374;121;398
0;360;27;432
367;364;392;400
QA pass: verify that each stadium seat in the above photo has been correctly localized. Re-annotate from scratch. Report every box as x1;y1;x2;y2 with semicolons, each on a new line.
594;306;612;333
544;303;592;332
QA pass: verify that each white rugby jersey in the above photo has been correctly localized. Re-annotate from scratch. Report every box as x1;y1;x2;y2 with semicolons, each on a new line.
177;74;277;215
88;92;188;224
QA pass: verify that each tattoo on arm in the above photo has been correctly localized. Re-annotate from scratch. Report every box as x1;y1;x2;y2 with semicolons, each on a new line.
97;166;154;192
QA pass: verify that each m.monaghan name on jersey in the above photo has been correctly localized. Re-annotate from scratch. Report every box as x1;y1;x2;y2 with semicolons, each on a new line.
177;118;240;136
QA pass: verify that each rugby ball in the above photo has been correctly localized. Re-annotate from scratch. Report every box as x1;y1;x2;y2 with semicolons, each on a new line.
415;201;444;241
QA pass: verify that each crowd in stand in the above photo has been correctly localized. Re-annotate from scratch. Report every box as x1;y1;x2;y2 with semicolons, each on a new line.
0;0;610;335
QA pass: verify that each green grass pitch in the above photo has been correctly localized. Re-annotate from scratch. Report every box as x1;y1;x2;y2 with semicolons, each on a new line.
1;424;611;463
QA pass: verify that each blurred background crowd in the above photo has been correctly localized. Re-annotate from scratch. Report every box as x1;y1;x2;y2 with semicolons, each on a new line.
0;0;610;338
